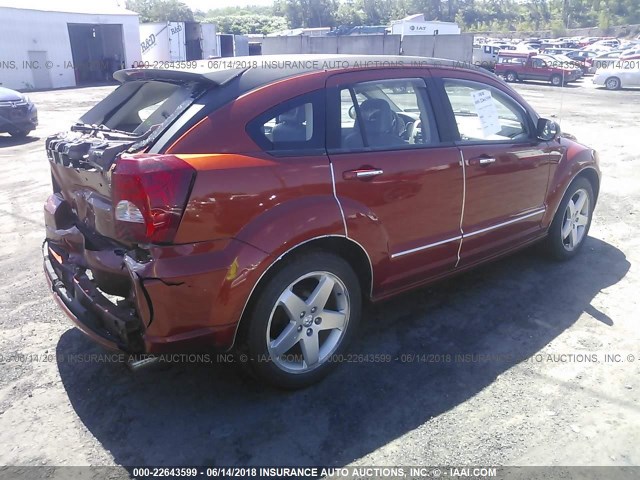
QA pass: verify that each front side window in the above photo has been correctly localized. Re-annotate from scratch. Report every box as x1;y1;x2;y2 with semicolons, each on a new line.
443;79;531;142
333;78;438;151
532;58;547;68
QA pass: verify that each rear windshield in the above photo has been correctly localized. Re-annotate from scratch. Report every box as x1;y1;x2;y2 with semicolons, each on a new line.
79;80;205;134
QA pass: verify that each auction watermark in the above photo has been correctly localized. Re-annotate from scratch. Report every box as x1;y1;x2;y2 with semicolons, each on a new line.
0;58;525;73
0;466;639;480
1;350;638;366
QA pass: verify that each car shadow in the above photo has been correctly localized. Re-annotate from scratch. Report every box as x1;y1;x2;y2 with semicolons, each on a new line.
0;134;39;147
56;236;629;467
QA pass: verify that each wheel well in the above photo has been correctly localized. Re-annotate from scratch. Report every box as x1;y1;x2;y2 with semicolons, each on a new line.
234;236;373;347
577;168;600;203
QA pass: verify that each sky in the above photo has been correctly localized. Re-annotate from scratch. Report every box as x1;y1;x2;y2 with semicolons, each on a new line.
182;0;274;10
0;0;276;11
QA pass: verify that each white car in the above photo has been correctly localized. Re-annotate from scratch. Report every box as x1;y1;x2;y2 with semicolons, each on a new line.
590;51;623;73
592;64;640;90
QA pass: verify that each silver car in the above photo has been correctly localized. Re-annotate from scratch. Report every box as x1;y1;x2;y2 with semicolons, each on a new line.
593;63;640;90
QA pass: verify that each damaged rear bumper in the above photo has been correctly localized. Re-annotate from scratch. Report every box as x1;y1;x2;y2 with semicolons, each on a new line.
43;193;262;355
43;241;144;352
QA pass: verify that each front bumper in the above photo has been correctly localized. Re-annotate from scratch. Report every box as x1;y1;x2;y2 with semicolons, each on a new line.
0;103;38;133
565;71;581;82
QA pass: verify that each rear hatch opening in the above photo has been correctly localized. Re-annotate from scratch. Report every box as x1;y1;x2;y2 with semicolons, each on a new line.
42;72;216;352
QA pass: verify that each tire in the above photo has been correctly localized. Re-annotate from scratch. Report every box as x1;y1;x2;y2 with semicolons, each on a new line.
505;71;518;82
544;177;594;261
9;129;31;138
605;77;621;90
550;74;563;87
241;252;361;389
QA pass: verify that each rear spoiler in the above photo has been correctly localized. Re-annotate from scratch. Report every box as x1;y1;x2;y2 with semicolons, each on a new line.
113;67;248;86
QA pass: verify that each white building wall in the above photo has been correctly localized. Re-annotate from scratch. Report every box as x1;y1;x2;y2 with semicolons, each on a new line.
0;7;141;90
201;24;219;59
391;21;461;36
140;23;173;63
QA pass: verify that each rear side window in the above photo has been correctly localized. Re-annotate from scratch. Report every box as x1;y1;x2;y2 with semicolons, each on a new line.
246;90;325;155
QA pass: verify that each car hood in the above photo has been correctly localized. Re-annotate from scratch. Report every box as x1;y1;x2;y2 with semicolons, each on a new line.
0;87;24;102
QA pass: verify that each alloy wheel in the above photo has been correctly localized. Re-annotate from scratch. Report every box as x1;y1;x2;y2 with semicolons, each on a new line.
605;77;620;90
561;188;590;251
266;271;350;373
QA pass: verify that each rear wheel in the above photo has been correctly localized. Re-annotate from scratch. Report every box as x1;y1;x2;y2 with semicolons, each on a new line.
605;77;621;90
242;252;361;389
505;71;518;82
550;74;563;87
544;177;594;260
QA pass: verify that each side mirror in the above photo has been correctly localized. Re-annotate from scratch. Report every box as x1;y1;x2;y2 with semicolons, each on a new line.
537;118;560;141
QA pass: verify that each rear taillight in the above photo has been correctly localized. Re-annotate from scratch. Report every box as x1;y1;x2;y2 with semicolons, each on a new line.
112;154;195;244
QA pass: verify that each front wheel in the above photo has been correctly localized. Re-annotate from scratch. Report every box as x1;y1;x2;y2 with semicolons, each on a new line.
241;252;361;389
544;177;594;261
550;74;563;87
9;129;31;138
605;77;621;90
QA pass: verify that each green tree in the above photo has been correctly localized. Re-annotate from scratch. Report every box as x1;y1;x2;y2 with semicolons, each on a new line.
274;0;340;28
125;0;194;22
208;14;289;34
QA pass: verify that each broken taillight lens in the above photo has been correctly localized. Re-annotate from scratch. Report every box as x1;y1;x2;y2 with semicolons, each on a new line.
112;154;195;244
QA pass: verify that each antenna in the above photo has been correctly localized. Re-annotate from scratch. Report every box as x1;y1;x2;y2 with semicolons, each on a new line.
557;65;565;126
557;0;570;126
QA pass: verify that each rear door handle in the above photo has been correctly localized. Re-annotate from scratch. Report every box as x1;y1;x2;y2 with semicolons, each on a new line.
469;156;496;166
343;168;384;180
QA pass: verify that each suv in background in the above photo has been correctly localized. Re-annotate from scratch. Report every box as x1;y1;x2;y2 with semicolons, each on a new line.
495;52;582;86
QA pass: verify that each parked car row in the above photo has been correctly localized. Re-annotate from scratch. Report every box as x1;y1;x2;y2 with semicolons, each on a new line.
475;34;640;76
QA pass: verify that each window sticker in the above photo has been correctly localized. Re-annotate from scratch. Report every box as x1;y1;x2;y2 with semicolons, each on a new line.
470;89;501;138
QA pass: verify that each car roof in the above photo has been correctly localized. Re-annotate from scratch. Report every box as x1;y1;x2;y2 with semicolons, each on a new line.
114;54;487;90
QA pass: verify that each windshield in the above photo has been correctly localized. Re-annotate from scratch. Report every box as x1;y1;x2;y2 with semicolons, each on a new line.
78;80;205;135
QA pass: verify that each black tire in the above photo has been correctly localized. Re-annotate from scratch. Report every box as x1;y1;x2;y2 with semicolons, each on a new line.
544;177;594;261
241;251;361;389
9;129;31;138
550;74;563;87
505;71;518;82
605;77;621;90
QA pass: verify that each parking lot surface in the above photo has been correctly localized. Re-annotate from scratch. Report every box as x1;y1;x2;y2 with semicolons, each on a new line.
0;78;639;471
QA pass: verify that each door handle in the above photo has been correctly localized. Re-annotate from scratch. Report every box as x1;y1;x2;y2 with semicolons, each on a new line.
343;168;384;180
469;156;496;166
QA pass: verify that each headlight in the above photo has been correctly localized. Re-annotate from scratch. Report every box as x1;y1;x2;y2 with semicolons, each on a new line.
21;95;31;104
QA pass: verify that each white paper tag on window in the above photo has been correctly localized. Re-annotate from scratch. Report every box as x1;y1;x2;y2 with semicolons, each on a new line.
470;89;501;138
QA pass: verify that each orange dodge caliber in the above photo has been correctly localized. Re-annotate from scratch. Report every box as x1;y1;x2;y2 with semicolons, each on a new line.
43;55;600;388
